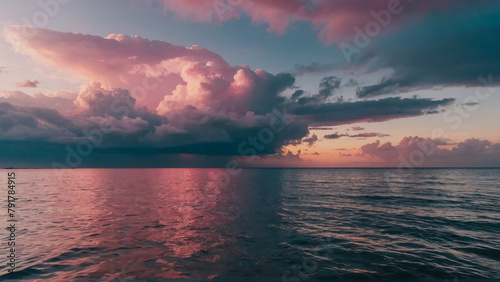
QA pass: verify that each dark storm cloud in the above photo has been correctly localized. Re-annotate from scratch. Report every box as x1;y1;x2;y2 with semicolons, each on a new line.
0;89;453;167
291;90;305;101
318;76;341;99
0;100;309;159
0;81;454;168
290;97;454;126
297;76;341;105
324;133;347;140
355;3;500;98
142;105;310;155
302;133;319;146
246;72;294;115
0;139;234;168
0;102;79;140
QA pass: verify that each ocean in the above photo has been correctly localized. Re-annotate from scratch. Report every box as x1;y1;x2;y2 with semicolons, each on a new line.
1;168;499;281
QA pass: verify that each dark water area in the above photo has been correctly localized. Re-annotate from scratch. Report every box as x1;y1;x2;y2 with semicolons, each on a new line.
1;168;499;281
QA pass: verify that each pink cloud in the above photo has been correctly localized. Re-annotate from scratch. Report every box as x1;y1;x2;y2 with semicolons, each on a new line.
157;0;456;43
4;26;229;110
351;126;365;131
4;26;294;119
361;137;500;167
1;27;308;156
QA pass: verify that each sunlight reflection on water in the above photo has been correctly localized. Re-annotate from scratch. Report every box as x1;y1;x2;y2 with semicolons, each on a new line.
0;168;499;281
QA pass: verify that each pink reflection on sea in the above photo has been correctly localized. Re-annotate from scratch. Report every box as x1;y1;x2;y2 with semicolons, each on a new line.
7;169;244;280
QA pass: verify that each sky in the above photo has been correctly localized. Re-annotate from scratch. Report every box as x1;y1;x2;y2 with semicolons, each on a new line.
0;0;499;168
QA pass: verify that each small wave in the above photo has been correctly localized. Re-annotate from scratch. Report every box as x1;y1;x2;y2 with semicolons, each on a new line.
457;247;500;261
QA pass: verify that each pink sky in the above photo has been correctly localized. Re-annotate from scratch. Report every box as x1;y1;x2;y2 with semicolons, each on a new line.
0;0;499;168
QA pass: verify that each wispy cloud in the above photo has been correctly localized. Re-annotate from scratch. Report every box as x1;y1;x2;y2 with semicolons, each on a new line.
324;132;389;140
350;132;390;138
324;133;348;140
291;62;340;76
16;79;39;88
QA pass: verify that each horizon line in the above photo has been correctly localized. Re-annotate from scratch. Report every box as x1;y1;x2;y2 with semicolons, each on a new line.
2;167;500;170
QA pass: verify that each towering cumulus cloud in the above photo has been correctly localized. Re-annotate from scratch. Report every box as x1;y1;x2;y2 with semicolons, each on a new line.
5;26;228;109
1;26;454;167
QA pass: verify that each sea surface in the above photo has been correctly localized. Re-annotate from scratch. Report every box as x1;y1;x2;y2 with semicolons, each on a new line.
1;168;499;281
